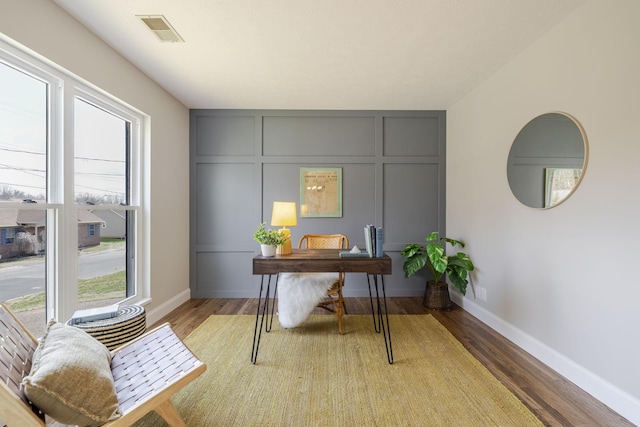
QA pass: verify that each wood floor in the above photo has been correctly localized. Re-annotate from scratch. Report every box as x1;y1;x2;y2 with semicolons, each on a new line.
152;297;632;426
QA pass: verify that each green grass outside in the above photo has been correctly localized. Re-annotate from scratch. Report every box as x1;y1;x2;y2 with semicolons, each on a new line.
6;270;126;312
79;238;125;253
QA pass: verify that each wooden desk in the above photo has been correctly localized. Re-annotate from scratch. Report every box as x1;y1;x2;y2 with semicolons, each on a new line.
251;249;394;364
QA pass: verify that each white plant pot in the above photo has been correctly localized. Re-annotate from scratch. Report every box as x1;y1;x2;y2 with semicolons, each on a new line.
260;244;277;257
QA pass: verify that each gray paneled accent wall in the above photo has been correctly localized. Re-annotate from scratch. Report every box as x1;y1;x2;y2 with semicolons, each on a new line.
190;110;446;298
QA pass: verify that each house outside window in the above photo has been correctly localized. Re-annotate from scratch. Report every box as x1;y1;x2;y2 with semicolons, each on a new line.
0;37;148;335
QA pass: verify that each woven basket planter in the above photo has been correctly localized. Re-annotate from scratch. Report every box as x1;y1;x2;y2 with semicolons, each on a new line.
423;280;452;310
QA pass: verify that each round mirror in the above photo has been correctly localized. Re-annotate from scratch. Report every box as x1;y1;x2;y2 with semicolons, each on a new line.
507;112;588;209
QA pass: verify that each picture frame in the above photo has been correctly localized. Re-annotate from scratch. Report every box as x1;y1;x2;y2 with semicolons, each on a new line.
299;167;342;217
544;168;582;207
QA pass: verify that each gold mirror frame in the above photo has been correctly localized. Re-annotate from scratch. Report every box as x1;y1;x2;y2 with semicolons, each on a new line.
507;112;588;209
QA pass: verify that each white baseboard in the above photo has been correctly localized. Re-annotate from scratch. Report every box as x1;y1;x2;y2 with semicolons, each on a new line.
144;288;191;327
450;293;640;426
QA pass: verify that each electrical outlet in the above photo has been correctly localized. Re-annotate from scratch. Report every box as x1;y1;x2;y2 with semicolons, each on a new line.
475;286;487;302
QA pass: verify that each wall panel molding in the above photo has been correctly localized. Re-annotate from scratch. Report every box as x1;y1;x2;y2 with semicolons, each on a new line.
190;109;446;298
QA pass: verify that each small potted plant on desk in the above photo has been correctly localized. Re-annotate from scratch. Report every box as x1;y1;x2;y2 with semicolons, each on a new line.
253;222;287;257
400;231;475;310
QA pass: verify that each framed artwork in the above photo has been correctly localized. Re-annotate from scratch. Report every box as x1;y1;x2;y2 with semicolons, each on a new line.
544;168;582;207
299;167;342;217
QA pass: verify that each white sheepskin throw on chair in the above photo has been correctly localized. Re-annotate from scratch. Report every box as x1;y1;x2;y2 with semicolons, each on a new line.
277;272;339;328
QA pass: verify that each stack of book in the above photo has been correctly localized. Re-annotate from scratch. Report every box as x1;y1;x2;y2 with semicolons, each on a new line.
337;225;385;258
364;224;384;257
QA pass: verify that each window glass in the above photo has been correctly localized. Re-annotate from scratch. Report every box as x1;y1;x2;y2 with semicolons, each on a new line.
0;62;47;201
0;62;48;336
77;208;128;310
74;99;127;205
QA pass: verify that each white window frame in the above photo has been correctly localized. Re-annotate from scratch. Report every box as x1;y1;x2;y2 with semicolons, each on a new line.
0;34;150;322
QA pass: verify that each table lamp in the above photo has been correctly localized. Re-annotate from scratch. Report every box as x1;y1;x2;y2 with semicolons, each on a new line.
271;201;297;255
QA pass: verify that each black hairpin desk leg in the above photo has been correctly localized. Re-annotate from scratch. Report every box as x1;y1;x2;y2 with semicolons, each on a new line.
251;273;278;364
367;273;394;364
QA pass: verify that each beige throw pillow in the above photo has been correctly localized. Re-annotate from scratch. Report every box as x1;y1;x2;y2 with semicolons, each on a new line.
23;319;122;426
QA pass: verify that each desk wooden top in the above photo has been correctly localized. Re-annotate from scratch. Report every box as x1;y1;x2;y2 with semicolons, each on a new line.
253;249;392;275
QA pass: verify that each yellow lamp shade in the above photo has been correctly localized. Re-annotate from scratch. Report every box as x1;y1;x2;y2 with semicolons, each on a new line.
271;201;297;254
271;201;297;227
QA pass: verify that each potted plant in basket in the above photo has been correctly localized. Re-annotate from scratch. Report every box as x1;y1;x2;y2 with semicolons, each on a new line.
253;222;287;257
400;231;475;310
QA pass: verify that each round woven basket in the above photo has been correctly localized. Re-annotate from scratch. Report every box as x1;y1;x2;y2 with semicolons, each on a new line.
423;281;452;310
69;305;146;350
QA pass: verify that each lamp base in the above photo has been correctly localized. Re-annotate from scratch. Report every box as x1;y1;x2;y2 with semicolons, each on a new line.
276;229;292;255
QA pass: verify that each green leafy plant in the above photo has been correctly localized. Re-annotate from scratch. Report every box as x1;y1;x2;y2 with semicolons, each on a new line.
253;222;287;247
400;231;475;295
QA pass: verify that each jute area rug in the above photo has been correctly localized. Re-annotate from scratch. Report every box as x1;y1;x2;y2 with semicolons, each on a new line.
133;314;542;426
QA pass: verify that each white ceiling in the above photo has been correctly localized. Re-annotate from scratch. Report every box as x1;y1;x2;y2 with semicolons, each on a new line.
52;0;584;110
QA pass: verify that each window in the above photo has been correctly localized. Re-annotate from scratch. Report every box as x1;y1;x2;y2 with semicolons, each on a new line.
2;228;16;245
0;38;147;336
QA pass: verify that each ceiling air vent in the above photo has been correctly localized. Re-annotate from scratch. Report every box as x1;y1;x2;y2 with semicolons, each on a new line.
137;15;184;43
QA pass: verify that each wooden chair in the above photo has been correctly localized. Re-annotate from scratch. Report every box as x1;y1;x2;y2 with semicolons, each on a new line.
0;303;206;426
298;234;349;334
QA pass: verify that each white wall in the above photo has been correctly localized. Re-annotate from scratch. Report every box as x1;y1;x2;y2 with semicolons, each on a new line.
447;0;640;423
0;0;191;323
